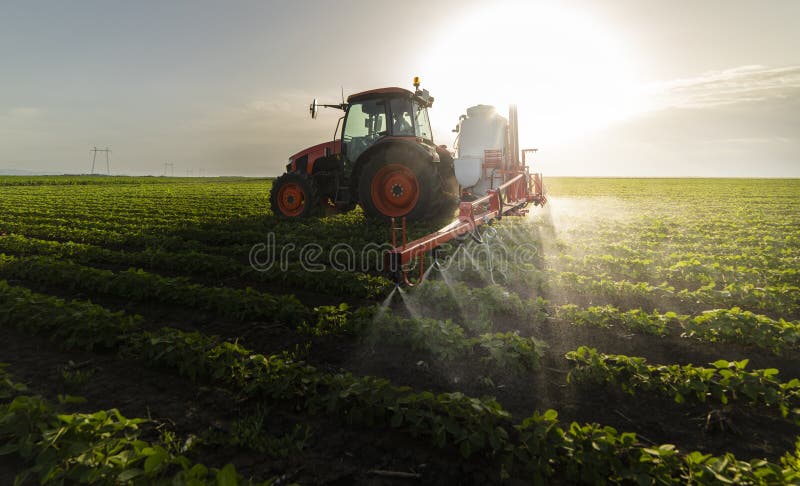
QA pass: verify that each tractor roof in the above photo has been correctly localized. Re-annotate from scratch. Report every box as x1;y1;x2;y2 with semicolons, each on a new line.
347;87;414;103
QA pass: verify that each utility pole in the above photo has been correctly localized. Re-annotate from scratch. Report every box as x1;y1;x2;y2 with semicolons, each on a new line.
90;147;111;175
163;162;174;177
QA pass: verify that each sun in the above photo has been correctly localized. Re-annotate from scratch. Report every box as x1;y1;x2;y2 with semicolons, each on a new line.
418;3;648;148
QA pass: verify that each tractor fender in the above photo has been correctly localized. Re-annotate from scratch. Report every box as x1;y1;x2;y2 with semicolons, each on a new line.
350;138;439;202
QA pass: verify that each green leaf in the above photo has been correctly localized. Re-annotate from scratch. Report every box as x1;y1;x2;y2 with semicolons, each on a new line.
543;409;558;421
117;468;144;482
57;394;87;405
216;463;238;486
144;447;168;474
188;463;209;478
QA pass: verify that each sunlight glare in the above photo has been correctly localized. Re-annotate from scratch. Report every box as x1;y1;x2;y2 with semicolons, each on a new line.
420;3;650;147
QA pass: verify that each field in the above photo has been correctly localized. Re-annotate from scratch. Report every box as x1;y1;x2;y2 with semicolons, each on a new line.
1;176;799;485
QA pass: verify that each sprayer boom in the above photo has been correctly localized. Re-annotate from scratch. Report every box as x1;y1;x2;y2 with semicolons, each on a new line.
387;169;545;285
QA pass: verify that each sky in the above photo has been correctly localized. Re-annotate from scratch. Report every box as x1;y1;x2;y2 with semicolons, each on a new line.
1;0;798;177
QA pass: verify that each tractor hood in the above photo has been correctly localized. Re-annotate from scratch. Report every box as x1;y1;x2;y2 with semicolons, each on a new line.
288;139;342;173
289;140;341;161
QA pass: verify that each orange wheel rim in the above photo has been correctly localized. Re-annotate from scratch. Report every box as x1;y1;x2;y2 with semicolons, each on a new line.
277;182;305;216
370;164;420;217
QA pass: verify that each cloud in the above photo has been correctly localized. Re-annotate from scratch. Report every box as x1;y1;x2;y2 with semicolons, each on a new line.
651;65;800;109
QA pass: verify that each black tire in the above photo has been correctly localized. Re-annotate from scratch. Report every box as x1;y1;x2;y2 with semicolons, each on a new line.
358;144;442;222
434;148;461;216
269;172;320;219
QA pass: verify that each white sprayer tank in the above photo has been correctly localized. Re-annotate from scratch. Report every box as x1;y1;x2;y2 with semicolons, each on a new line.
454;105;508;196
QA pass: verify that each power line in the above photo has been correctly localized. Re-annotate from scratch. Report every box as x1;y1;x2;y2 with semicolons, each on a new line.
163;162;175;177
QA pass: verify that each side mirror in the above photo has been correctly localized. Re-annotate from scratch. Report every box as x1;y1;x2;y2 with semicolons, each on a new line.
309;98;318;119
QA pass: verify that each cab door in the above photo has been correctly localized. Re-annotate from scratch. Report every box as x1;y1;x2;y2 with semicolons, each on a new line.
342;99;387;172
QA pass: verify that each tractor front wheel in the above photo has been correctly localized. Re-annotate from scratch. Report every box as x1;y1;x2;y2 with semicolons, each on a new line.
358;146;439;222
270;172;319;219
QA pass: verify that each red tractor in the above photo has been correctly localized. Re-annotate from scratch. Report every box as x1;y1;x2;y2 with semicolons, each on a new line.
270;78;459;221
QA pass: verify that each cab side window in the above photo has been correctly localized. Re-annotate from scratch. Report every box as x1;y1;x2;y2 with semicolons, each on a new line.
390;98;414;136
344;101;386;162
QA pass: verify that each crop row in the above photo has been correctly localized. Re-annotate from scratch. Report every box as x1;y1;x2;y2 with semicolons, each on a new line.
566;346;800;424
0;184;269;225
12;215;796;318
552;253;799;288
0;212;213;232
0;220;186;249
0;175;260;185
362;312;546;373
0;189;264;215
0;234;392;299
0;189;434;248
562;241;798;275
560;176;800;191
566;243;797;272
682;307;800;355
554;204;798;233
391;275;800;357
403;280;548;334
556;304;800;354
424;239;798;319
564;225;798;251
0;274;543;383
555;304;675;337
549;272;800;318
0;254;312;325
514;209;797;251
2;282;799;483
297;302;547;374
477;212;797;256
397;277;800;355
567;240;799;268
0;214;435;270
0;366;273;485
0;280;543;479
0;205;250;226
8;232;798;356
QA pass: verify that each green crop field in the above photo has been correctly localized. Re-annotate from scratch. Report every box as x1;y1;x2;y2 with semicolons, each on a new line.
1;176;799;484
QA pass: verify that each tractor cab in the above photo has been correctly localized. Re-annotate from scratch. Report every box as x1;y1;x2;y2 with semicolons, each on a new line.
342;87;435;168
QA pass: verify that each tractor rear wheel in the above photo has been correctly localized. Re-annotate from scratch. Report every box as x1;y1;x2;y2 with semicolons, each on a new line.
434;148;460;216
270;172;320;219
358;145;440;222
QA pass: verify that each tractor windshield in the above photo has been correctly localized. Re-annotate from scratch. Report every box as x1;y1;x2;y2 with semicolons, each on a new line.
343;100;387;163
